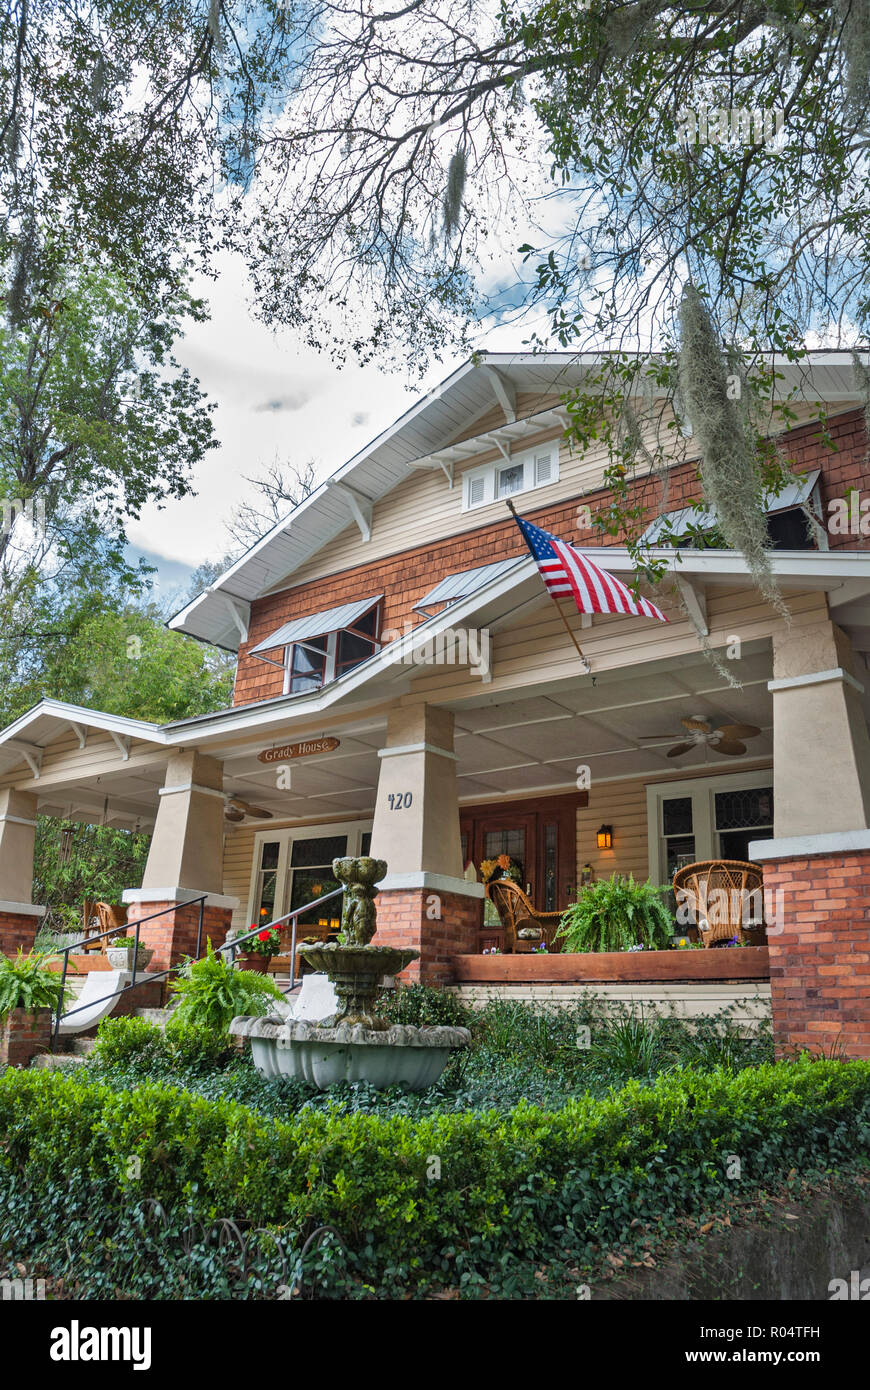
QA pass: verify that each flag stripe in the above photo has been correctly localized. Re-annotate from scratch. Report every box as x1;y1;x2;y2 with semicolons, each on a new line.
514;515;667;624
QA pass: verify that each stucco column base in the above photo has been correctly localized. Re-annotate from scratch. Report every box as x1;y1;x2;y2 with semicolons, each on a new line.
373;877;484;985
122;890;238;973
0;901;47;956
751;833;870;1060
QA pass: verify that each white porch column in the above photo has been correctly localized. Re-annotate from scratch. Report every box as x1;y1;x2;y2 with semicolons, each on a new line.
370;705;464;881
140;750;227;894
123;751;237;971
0;788;46;953
369;704;483;983
769;618;870;836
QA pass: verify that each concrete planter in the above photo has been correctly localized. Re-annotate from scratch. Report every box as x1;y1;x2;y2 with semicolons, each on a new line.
230;1015;470;1091
454;945;770;983
106;946;154;971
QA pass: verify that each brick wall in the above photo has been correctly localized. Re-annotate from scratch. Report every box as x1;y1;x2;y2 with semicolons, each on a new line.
125;901;233;973
373;888;483;985
762;850;870;1059
0;1007;51;1067
0;911;39;956
233;408;869;707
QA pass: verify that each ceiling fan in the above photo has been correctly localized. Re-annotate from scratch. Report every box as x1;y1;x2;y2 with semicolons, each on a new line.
641;715;762;759
224;796;274;823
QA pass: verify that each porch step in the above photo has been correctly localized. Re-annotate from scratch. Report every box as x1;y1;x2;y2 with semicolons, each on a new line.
134;1007;174;1028
29;1052;88;1070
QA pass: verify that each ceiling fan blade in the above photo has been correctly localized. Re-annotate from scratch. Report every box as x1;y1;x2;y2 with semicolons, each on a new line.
639;734;686;741
716;723;761;741
713;739;747;756
224;806;245;822
681;716;712;733
666;742;696;757
226;798;274;820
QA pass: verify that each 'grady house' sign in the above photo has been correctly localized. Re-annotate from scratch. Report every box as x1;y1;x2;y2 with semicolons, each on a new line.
257;737;340;764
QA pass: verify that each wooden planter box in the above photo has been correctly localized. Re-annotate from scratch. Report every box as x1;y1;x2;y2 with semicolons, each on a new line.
44;954;114;973
0;1006;52;1067
453;946;770;984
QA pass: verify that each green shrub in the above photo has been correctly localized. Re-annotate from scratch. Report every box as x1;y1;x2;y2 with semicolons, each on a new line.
0;1056;867;1299
92;1016;164;1066
377;982;473;1029
165;1018;233;1068
0;951;74;1019
168;941;283;1039
557;874;673;953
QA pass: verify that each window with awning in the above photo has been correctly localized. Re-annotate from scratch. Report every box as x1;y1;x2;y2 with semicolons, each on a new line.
639;470;824;550
248;595;383;694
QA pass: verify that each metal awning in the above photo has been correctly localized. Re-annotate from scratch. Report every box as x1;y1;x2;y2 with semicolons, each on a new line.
414;559;526;614
248;594;383;655
639;470;821;545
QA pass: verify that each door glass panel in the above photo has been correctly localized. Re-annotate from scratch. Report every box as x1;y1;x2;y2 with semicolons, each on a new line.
483;827;526;879
543;822;558;910
288;834;348;934
714;788;773;830
665;835;696;881
663;797;693;835
254;841;281;924
290;834;348;868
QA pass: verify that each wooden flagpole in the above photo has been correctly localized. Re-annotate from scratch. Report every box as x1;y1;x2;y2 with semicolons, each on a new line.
506;500;591;674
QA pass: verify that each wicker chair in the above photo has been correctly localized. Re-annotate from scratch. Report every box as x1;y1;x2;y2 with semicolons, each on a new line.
485;879;564;953
672;860;764;947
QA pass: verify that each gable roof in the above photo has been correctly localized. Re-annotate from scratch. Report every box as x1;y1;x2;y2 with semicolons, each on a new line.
168;350;865;652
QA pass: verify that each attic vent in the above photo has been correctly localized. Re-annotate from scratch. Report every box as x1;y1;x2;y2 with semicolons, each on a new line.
535;451;554;485
468;475;486;507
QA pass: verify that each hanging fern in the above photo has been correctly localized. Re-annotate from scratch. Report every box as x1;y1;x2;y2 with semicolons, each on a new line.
677;285;789;621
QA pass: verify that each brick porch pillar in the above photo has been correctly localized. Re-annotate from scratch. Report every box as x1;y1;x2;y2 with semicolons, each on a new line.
0;789;46;955
121;751;237;971
751;834;870;1059
370;704;484;983
755;619;870;1058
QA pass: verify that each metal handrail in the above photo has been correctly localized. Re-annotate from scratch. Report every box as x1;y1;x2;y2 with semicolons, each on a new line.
50;895;207;1051
49;887;345;1049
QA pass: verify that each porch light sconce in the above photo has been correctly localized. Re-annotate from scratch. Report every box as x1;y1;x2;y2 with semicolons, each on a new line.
596;825;613;850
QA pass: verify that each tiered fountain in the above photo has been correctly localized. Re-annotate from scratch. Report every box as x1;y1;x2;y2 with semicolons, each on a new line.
229;856;470;1090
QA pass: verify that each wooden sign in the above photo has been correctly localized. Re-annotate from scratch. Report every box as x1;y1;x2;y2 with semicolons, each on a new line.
258;737;340;764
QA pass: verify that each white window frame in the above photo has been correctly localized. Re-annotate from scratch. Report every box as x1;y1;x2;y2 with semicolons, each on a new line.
246;818;373;928
282;606;381;696
461;439;561;512
646;769;773;884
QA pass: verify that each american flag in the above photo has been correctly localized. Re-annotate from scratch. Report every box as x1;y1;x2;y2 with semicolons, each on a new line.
514;515;668;623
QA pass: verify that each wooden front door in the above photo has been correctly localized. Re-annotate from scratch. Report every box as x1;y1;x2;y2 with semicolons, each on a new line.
459;794;582;913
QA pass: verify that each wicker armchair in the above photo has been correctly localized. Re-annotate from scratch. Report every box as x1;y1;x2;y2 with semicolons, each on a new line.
485;879;564;953
672;859;764;947
88;901;128;954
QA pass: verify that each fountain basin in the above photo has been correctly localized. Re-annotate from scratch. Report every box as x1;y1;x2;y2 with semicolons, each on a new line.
230;1015;471;1090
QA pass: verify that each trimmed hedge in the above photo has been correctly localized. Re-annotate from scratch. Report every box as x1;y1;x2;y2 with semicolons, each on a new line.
1;1056;868;1296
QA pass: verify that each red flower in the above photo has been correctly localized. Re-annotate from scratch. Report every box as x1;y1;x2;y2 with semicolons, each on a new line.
258;929;271;942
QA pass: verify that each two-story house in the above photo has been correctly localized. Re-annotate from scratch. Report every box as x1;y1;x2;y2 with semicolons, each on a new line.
1;351;870;1055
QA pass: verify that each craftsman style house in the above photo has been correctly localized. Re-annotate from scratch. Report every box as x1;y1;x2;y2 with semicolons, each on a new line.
1;352;870;1055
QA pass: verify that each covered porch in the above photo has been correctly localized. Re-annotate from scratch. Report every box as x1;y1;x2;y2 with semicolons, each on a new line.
1;546;870;1052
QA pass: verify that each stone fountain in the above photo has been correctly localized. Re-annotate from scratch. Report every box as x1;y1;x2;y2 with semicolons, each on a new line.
229;856;470;1090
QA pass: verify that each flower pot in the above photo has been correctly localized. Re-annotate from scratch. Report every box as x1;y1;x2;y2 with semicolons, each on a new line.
107;946;154;971
238;953;270;974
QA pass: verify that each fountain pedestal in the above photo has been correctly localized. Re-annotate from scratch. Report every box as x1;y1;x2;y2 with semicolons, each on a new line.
229;856;470;1090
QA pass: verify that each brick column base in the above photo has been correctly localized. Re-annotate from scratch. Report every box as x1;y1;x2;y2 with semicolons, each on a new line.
124;900;233;973
759;847;870;1059
1;1007;51;1067
373;887;483;985
0;905;46;956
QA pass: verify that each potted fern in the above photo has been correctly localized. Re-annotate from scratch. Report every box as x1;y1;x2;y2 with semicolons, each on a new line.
167;942;284;1047
556;874;673;954
0;951;75;1067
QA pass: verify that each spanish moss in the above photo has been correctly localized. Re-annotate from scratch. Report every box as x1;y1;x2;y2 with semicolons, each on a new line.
677;285;789;622
443;147;466;240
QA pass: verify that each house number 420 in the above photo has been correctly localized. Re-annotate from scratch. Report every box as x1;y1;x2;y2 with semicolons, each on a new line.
387;792;413;809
